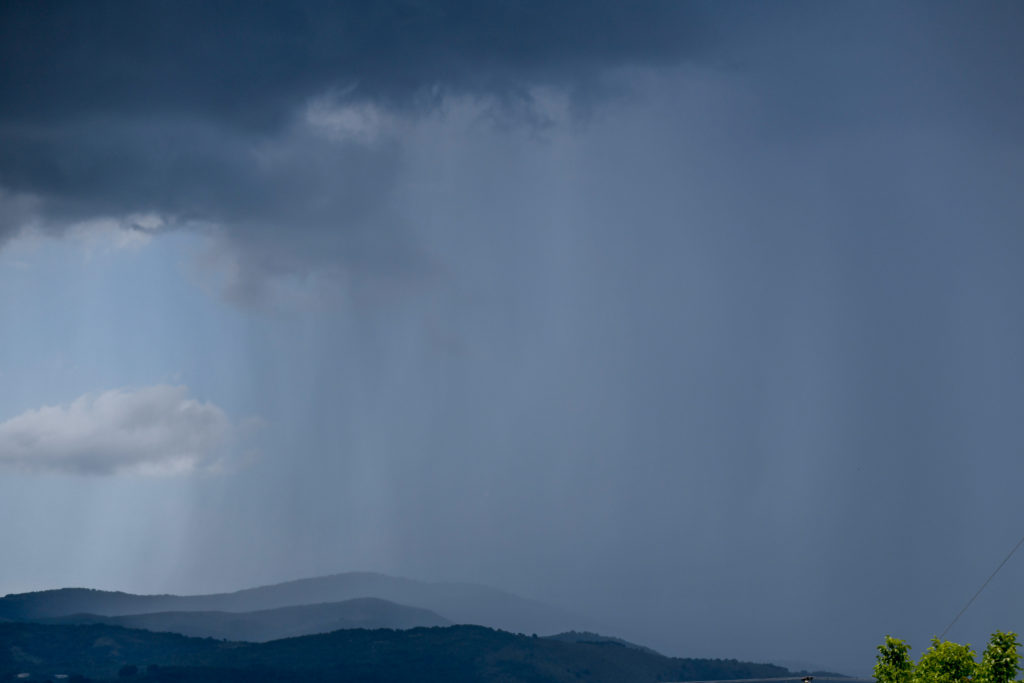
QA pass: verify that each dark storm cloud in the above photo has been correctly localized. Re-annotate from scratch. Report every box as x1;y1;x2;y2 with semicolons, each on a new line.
0;112;414;297
6;1;1020;290
0;0;705;127
0;0;712;283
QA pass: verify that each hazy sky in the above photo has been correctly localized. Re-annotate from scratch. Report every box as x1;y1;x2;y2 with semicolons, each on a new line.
2;1;1024;674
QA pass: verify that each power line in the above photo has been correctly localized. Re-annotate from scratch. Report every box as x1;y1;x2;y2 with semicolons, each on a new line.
939;530;1024;640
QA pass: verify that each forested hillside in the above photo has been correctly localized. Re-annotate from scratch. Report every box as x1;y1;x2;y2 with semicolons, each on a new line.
0;622;799;683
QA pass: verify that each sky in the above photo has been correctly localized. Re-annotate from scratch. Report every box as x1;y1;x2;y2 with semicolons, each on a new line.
2;0;1024;675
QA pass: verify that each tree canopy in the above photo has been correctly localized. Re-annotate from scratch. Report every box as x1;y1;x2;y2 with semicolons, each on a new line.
875;633;1020;683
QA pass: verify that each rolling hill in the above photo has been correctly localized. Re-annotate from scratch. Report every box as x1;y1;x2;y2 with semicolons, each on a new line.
40;597;449;641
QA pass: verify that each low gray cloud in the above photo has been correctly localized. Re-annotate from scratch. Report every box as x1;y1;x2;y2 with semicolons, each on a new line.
0;385;235;475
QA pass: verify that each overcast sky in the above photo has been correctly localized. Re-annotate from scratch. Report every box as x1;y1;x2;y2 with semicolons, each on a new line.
2;1;1024;675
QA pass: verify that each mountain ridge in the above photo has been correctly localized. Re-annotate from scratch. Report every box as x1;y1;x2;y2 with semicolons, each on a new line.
0;571;592;638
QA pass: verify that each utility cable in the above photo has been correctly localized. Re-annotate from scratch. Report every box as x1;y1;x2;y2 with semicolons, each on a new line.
939;531;1024;640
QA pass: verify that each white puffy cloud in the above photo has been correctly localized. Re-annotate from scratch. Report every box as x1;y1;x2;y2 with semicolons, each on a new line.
0;385;235;475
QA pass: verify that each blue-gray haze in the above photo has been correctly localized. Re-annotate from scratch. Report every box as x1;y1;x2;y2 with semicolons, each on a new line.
1;1;1023;675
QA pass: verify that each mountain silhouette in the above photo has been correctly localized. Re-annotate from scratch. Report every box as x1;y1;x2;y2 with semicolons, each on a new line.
0;572;590;637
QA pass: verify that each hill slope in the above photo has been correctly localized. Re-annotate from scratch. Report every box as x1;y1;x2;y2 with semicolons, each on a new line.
546;630;662;655
0;622;798;683
42;597;449;641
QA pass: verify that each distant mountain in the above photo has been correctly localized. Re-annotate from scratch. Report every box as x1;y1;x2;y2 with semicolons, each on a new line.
41;597;449;641
0;621;799;683
0;572;587;636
